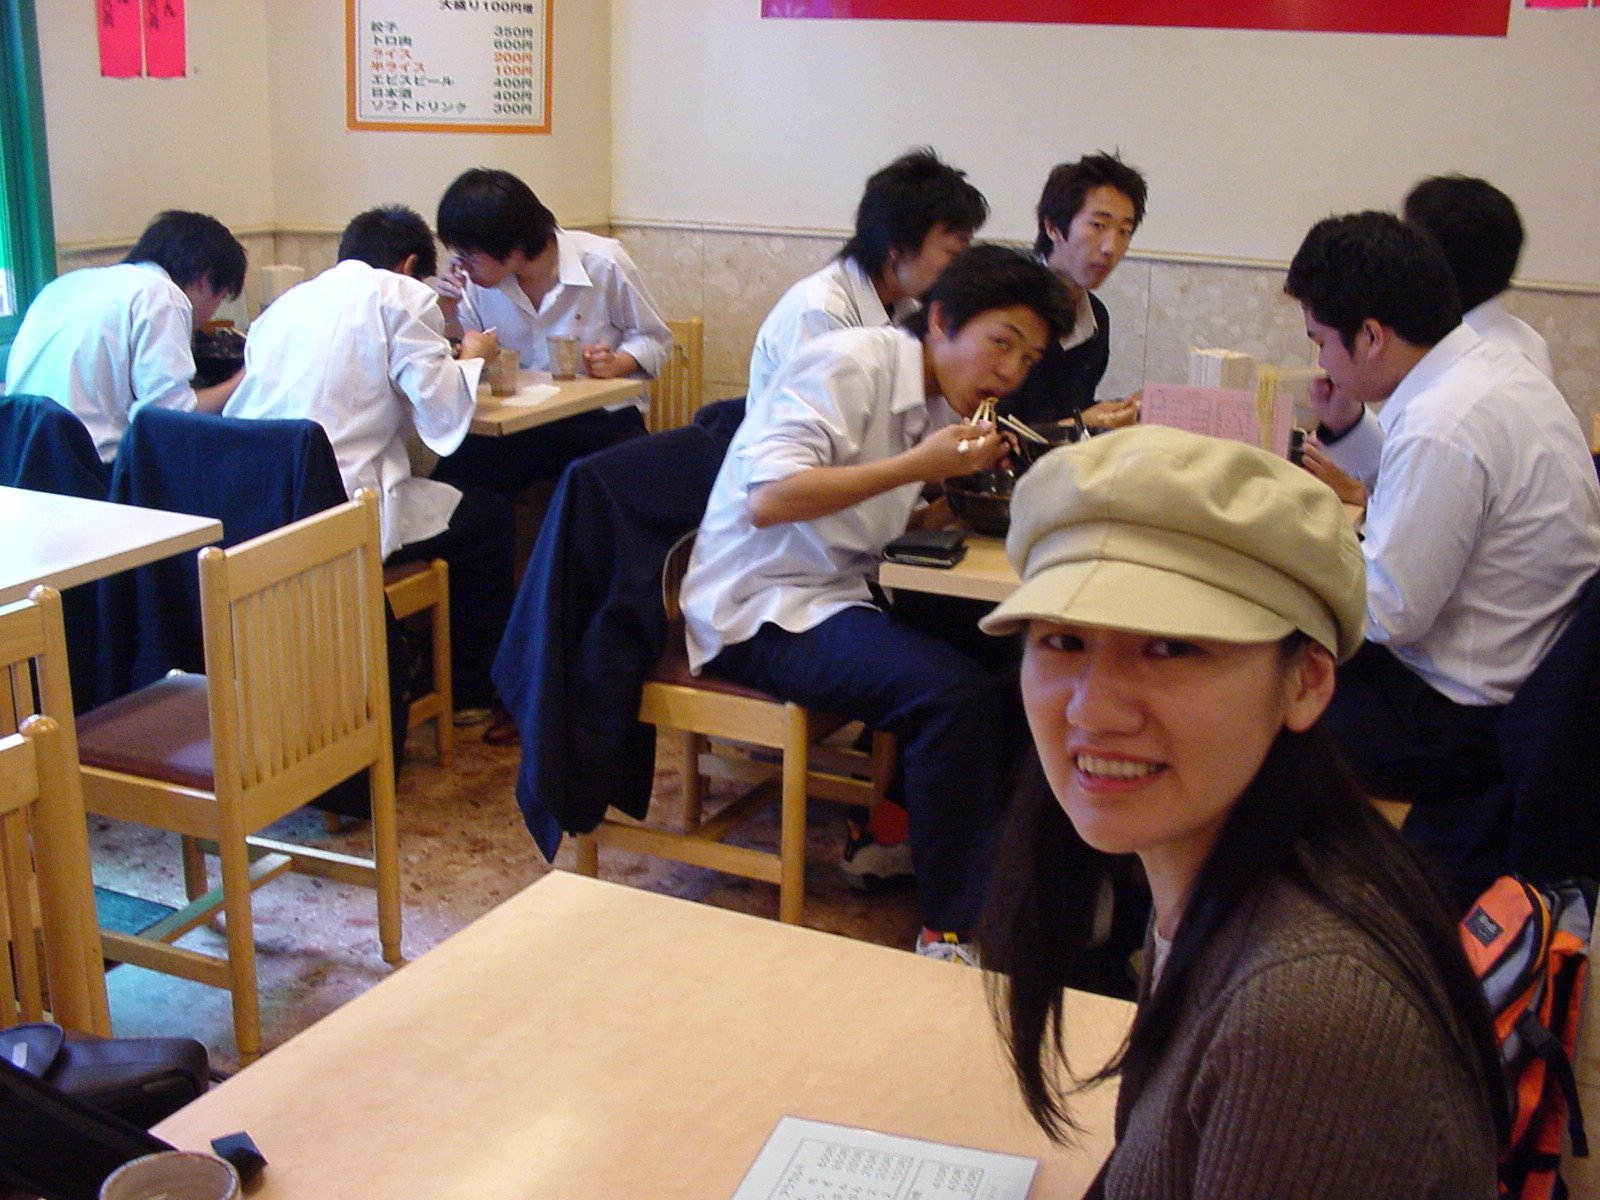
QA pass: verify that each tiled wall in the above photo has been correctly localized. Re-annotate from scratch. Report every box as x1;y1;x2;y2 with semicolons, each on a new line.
612;221;1600;439
62;224;1600;440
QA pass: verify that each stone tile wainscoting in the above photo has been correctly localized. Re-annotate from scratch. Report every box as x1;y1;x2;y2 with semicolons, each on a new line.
55;222;1600;435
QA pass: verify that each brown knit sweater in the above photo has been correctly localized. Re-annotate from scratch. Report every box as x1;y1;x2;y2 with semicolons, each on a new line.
1088;875;1498;1199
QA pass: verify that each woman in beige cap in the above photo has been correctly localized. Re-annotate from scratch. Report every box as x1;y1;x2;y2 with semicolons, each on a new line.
977;424;1503;1198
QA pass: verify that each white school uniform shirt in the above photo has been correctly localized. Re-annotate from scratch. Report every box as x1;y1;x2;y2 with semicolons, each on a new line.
224;260;484;558
1326;324;1600;705
456;228;671;412
4;261;199;462
681;325;958;672
1465;296;1554;382
747;257;916;401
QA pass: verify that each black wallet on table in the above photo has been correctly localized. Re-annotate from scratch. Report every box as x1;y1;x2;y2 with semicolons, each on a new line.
883;529;967;568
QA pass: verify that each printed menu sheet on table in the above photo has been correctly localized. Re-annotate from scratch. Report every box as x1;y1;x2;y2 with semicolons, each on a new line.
732;1117;1038;1200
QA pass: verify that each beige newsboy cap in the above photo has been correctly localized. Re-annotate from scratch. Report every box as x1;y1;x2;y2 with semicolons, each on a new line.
979;424;1367;661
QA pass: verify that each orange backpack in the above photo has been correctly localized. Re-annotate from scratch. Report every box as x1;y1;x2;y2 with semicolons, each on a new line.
1460;877;1593;1200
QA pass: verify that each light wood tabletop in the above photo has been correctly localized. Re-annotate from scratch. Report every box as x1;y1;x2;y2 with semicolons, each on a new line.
879;533;1018;604
468;372;648;437
155;872;1130;1199
0;486;222;605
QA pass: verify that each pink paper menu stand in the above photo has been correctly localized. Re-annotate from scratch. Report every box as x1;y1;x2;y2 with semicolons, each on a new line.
97;0;142;78
1524;0;1588;8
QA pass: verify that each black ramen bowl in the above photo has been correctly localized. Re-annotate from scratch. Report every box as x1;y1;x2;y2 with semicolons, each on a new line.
192;325;246;388
1011;417;1082;469
945;468;1016;537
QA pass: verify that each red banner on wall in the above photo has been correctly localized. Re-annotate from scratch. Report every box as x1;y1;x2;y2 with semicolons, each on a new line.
761;0;1510;37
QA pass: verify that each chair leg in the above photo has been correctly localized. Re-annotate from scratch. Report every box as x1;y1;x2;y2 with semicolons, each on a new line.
574;833;599;876
430;562;454;767
216;830;261;1066
370;753;404;968
777;704;809;926
180;835;208;902
679;730;704;830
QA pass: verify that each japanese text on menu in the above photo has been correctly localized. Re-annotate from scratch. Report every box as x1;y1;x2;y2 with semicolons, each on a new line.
348;0;549;133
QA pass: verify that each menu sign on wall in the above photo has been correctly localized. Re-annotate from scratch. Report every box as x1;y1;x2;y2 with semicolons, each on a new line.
346;0;552;133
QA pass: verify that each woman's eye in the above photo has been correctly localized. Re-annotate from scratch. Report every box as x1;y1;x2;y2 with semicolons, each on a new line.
1036;631;1084;653
1148;639;1201;659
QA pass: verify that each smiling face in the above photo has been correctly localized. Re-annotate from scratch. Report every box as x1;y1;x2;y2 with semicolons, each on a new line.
881;222;974;306
1020;622;1332;916
1045;185;1138;299
924;303;1050;417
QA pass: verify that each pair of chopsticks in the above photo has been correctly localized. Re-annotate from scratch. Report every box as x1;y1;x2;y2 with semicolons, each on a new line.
996;412;1049;444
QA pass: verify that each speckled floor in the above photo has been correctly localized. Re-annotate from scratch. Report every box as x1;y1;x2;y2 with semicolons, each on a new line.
91;724;921;1075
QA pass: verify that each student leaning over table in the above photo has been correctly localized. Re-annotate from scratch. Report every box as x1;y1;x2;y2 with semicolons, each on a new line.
224;205;516;731
747;147;989;402
747;146;988;882
1287;212;1600;905
426;167;672;499
4;210;247;462
679;245;1074;965
976;425;1504;1199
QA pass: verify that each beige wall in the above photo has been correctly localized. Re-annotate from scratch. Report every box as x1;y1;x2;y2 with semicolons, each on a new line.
610;1;1600;288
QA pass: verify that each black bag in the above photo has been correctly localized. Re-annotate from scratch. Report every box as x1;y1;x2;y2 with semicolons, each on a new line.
0;1022;208;1129
0;1053;172;1200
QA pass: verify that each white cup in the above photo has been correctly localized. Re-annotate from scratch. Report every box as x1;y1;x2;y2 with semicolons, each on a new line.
100;1151;241;1200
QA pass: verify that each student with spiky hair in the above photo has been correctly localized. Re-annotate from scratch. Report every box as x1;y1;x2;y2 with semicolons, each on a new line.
747;147;989;402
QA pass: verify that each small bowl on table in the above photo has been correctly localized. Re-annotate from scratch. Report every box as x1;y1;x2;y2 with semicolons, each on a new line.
192;325;246;388
1010;417;1083;469
944;468;1017;537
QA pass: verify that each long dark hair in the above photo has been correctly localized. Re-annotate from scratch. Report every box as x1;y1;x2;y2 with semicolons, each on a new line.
977;639;1507;1145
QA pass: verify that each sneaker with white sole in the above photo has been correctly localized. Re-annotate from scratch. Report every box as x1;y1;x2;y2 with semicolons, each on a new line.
840;824;915;889
916;928;978;967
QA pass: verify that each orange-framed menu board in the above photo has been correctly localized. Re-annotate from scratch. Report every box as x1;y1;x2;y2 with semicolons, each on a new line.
346;0;552;134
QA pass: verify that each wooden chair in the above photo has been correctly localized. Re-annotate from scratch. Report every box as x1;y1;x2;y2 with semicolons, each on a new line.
0;587;112;1036
383;558;453;766
574;536;894;925
75;491;401;1064
646;317;705;433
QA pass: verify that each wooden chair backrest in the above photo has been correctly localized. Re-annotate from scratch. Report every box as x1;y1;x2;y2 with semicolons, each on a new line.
198;491;392;824
647;317;706;434
0;590;111;1034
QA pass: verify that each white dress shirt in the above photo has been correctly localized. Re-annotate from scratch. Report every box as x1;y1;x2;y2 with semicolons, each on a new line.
4;261;199;462
747;257;915;401
1326;324;1600;705
457;228;671;411
225;260;484;558
682;325;957;671
1465;296;1554;382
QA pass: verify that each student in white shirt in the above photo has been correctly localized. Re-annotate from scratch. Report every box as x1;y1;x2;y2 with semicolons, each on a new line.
747;147;988;402
1287;212;1600;899
680;246;1074;963
226;206;517;729
1403;174;1555;380
428;168;672;498
5;210;247;462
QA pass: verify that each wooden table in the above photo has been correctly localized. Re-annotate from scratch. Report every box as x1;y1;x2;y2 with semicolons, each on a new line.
469;372;648;437
880;533;1018;603
0;486;223;605
155;873;1129;1199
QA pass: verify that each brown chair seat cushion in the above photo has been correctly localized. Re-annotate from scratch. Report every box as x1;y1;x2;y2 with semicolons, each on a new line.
649;623;782;704
77;674;214;790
